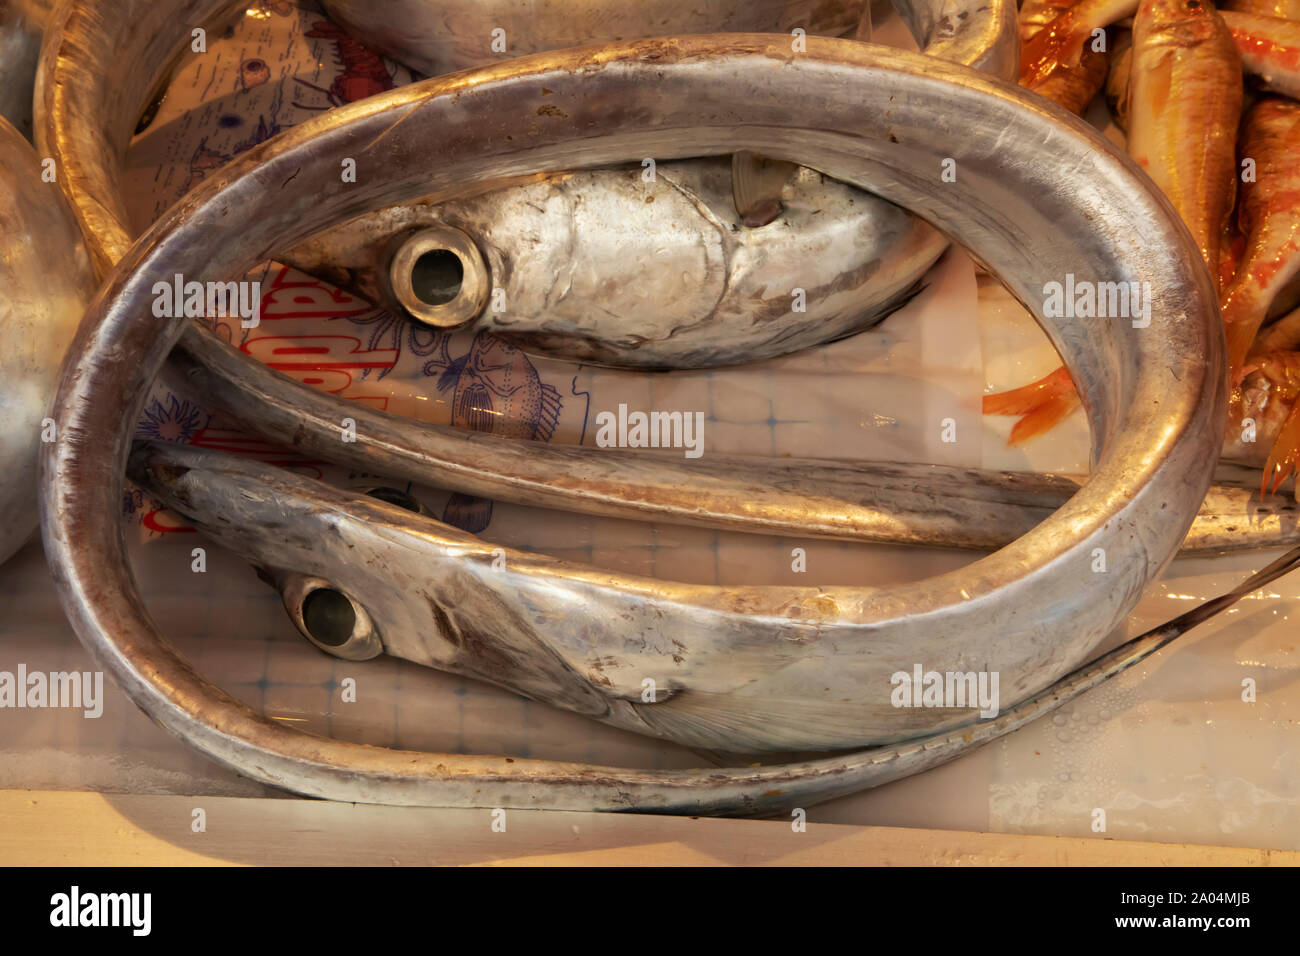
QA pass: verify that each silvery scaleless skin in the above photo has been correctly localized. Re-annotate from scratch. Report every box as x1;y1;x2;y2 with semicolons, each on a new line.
49;0;1291;553
124;443;1300;810
322;0;1020;76
280;158;952;368
39;0;1044;550
42;37;1221;810
0;0;53;138
321;0;873;75
0;115;96;566
38;0;1015;369
170;339;1300;556
76;0;1288;574
288;0;1016;367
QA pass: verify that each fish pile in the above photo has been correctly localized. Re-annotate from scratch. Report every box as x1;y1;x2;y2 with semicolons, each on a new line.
987;0;1300;494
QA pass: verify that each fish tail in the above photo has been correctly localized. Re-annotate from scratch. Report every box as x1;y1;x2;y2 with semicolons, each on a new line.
1261;399;1300;496
1224;292;1269;385
983;366;1081;445
1007;390;1082;445
982;365;1075;415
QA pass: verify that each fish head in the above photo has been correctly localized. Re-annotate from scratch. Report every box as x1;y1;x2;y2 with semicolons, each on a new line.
1135;0;1229;46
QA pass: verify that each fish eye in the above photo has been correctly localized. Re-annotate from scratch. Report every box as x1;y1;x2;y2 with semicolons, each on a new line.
279;575;384;661
387;225;490;330
411;249;463;306
302;587;356;647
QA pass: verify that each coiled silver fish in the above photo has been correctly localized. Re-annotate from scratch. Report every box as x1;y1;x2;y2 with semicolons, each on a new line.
41;36;1221;812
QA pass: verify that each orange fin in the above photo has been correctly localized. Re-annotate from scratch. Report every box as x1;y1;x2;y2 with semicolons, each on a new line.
1226;320;1260;387
1261;400;1300;497
1007;391;1082;445
983;366;1081;445
983;366;1075;415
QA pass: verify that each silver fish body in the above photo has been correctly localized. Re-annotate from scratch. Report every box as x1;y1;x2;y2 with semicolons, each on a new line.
39;0;1016;372
283;158;947;368
293;0;1016;365
0;0;53;138
321;0;871;75
126;440;1273;755
42;38;1220;810
0;115;96;565
168;339;1299;556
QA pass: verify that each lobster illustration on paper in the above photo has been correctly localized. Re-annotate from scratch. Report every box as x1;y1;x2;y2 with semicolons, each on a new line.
295;20;397;109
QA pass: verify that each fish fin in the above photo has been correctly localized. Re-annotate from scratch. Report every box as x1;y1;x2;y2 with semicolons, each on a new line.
1261;400;1300;497
1006;390;1081;445
442;493;493;533
1020;12;1085;87
631;687;898;755
982;366;1081;445
531;383;563;443
732;151;797;227
1226;317;1263;387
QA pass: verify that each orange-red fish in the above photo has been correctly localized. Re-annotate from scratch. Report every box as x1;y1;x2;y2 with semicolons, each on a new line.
1224;0;1300;18
987;0;1243;445
1021;0;1134;112
1127;0;1243;280
1105;29;1134;129
1021;0;1084;40
1225;350;1300;492
1221;9;1300;97
1222;97;1300;378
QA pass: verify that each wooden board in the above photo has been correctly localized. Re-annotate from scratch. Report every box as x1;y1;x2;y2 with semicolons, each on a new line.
2;790;1296;866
